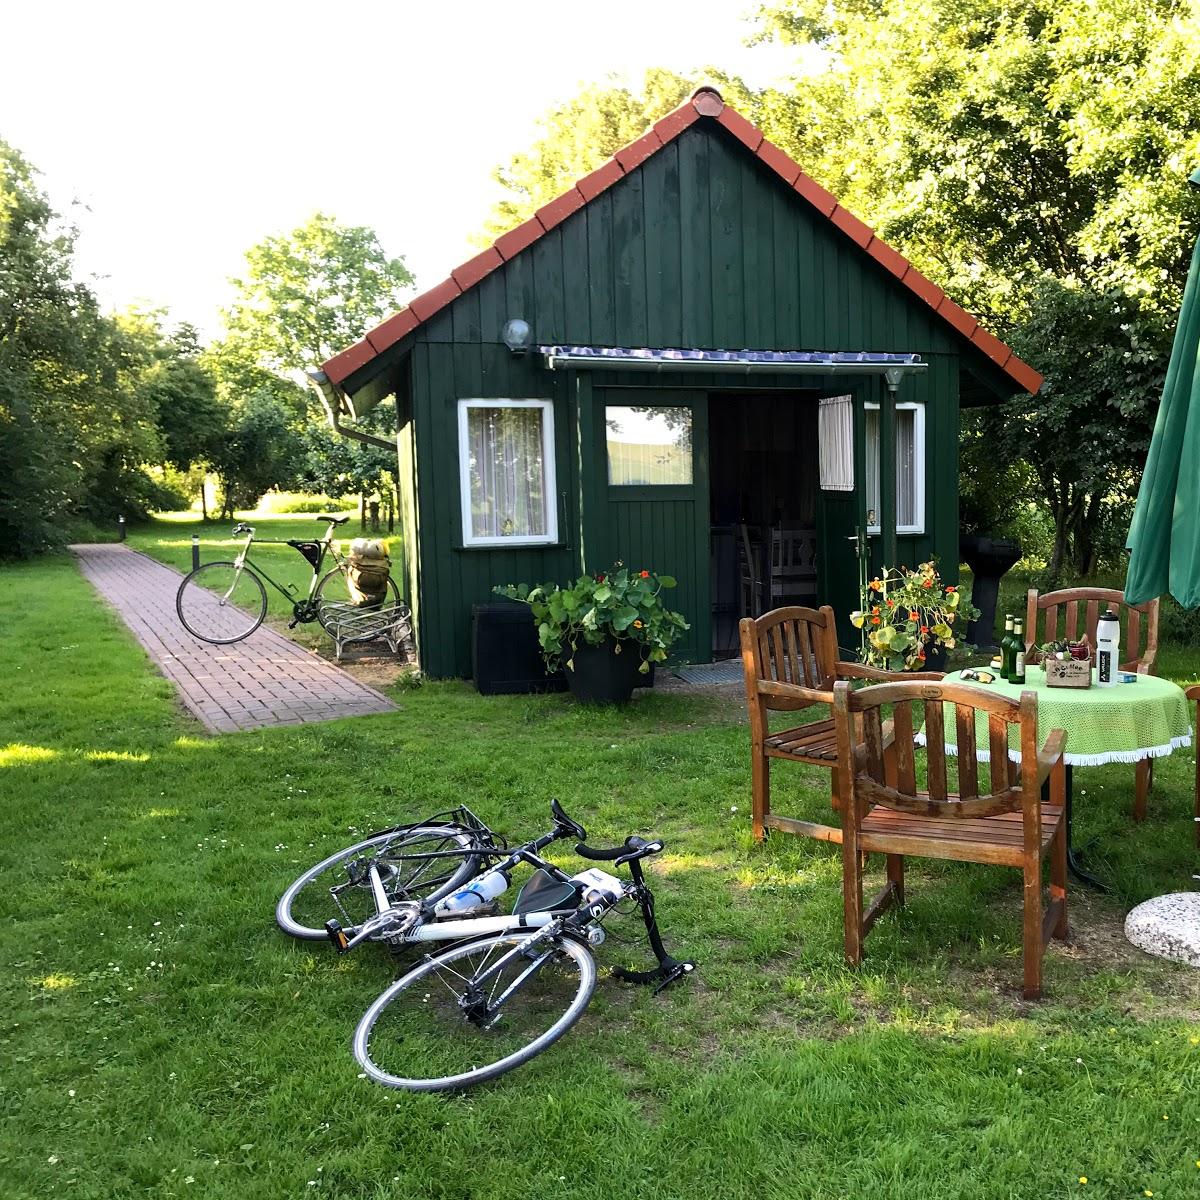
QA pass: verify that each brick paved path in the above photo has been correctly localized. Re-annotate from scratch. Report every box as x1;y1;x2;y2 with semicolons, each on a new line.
71;544;396;733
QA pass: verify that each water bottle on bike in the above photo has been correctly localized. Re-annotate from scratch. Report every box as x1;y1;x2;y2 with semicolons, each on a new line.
433;867;510;915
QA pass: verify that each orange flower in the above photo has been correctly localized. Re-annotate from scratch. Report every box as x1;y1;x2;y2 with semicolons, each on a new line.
871;605;880;614
918;650;926;660
633;619;643;628
869;579;881;591
922;579;933;588
909;610;920;620
871;616;881;625
886;599;895;607
640;570;650;578
920;625;929;634
945;585;957;593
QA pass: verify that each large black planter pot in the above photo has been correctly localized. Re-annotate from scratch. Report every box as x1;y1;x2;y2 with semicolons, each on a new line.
959;534;1022;650
922;641;949;673
566;639;645;705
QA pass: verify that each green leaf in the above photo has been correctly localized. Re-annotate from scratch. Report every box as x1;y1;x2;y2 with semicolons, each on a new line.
657;575;677;588
611;605;640;631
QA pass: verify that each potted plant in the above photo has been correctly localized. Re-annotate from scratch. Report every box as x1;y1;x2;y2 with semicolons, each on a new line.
494;564;689;705
849;560;978;672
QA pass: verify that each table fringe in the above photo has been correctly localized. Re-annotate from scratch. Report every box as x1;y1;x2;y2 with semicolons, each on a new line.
913;732;1192;766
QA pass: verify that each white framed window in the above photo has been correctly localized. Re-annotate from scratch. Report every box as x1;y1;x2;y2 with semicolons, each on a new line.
864;401;925;534
458;399;558;547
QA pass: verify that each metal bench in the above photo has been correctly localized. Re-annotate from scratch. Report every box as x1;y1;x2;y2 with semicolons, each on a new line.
320;601;412;663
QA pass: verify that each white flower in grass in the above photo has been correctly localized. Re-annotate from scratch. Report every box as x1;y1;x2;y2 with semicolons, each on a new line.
48;1156;59;1165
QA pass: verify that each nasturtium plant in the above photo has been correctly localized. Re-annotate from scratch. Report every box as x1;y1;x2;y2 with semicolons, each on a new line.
849;560;980;672
494;563;689;674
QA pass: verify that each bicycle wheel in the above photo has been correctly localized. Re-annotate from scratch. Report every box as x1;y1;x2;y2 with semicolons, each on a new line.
276;824;483;940
313;566;401;632
353;931;597;1091
176;561;268;644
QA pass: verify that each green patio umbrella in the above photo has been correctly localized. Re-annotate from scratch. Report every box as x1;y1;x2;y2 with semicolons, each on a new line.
1125;167;1200;607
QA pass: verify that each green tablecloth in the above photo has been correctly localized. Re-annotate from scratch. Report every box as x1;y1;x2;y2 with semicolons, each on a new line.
920;668;1193;766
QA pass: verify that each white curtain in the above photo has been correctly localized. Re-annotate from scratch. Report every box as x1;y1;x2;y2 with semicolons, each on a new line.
467;407;547;538
818;395;854;491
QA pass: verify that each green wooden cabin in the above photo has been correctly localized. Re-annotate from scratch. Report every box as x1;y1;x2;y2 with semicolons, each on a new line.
316;87;1039;679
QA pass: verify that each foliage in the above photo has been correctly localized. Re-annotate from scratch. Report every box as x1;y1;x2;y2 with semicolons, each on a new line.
850;561;978;671
484;68;760;238
977;279;1171;578
494;564;689;674
208;391;304;519
753;0;1200;572
223;212;413;375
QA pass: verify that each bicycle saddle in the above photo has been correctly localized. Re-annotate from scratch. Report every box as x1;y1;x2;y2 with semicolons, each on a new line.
319;515;350;526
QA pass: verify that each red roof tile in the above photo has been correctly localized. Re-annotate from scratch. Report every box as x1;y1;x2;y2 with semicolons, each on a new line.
324;87;1041;396
494;215;546;261
576;158;624;203
451;247;504;292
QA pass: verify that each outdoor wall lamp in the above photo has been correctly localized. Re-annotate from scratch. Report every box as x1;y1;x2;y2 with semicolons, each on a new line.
502;318;532;354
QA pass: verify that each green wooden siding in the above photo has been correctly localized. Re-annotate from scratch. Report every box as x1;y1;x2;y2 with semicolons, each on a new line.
374;122;970;677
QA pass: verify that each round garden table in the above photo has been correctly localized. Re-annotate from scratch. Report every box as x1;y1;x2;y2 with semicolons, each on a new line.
923;666;1193;887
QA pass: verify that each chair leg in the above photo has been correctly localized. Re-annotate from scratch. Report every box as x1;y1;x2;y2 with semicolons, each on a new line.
751;751;770;842
1049;758;1068;940
886;854;905;906
1022;858;1044;1000
842;832;864;967
1133;758;1152;823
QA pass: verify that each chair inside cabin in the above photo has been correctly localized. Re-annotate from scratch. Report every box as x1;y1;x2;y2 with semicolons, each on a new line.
1025;586;1160;821
739;604;943;844
832;678;1068;1000
765;525;818;610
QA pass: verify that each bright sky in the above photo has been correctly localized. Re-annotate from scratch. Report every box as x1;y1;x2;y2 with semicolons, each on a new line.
2;1;813;340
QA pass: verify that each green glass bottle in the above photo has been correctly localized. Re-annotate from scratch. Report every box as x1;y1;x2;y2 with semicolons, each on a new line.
1000;614;1015;680
1012;618;1026;684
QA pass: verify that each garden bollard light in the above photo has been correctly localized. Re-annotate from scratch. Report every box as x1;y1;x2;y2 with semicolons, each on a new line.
192;534;200;572
118;515;126;542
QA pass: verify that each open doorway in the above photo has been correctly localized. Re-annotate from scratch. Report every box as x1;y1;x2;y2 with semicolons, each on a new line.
709;391;821;655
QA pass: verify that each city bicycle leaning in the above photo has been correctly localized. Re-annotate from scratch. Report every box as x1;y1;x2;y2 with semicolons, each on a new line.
276;800;694;1092
175;515;403;645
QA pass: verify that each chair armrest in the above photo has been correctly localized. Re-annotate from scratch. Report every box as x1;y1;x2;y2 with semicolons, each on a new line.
1185;684;1200;702
1036;728;1068;789
836;661;945;682
755;680;835;706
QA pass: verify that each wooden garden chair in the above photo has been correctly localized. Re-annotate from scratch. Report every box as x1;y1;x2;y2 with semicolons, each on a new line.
1187;685;1200;847
1025;586;1160;820
832;678;1068;999
739;605;943;844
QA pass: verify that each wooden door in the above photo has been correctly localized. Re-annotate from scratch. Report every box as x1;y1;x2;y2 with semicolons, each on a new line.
584;387;710;663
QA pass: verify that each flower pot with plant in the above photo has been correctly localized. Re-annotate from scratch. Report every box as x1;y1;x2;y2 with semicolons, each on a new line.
849;560;979;673
494;564;689;705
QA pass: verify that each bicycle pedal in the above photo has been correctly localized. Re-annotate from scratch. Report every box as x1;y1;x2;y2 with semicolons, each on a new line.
325;919;349;953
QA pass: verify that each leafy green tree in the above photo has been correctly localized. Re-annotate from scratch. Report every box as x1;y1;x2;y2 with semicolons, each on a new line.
209;390;304;519
223;213;413;375
485;68;761;238
752;0;1200;573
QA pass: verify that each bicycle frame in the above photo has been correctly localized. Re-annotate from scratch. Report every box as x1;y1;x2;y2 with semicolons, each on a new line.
230;524;342;606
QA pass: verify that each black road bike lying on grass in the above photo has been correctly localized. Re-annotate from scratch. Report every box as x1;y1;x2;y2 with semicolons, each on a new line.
276;801;694;1091
175;516;402;645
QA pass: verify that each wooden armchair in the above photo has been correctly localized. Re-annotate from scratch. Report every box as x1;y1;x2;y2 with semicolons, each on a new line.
739;605;943;844
1026;587;1160;821
832;679;1068;999
1187;685;1200;847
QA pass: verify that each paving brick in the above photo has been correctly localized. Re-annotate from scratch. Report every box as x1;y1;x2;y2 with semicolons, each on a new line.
70;545;396;734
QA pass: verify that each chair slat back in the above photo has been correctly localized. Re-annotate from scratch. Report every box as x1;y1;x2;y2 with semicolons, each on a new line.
740;605;838;711
1026;587;1159;673
835;681;1035;820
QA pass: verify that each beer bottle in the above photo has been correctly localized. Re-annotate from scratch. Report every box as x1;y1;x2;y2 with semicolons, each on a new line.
1012;618;1026;684
1000;614;1015;681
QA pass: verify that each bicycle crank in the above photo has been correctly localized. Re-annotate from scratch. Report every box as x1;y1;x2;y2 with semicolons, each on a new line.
289;600;320;628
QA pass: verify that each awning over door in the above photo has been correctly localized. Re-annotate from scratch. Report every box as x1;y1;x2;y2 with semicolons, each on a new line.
539;346;927;377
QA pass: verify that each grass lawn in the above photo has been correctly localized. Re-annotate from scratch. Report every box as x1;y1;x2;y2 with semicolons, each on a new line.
2;545;1200;1199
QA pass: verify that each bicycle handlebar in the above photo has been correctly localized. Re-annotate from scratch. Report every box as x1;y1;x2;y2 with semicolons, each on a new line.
575;835;664;866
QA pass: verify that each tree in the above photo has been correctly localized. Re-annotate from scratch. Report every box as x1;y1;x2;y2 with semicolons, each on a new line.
223;213;413;376
208;390;303;519
484;68;761;238
752;0;1200;573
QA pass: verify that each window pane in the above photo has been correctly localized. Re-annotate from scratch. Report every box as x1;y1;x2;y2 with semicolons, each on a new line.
896;409;916;528
466;406;548;538
606;406;693;485
867;407;920;530
865;408;880;525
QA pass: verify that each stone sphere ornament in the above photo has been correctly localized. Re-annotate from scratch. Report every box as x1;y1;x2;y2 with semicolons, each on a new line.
1124;892;1200;968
